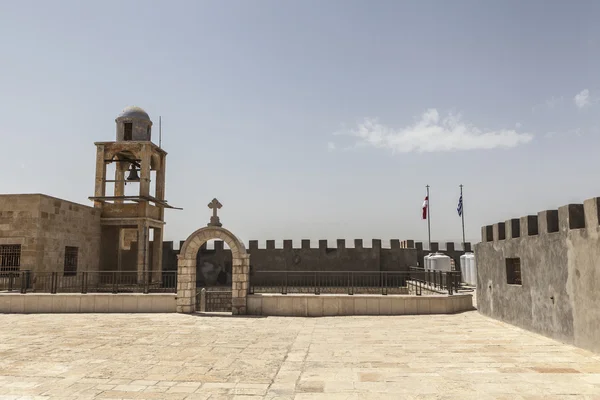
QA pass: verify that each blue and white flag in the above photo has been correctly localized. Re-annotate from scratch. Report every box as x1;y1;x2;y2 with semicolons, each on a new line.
457;194;463;217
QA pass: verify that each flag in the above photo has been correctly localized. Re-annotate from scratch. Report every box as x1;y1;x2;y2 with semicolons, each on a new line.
457;194;463;217
422;196;428;219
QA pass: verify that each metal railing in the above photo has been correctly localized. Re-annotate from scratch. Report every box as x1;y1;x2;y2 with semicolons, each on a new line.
0;270;177;294
409;267;461;294
249;270;460;296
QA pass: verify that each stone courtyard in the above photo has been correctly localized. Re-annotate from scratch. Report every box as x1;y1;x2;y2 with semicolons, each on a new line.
1;311;599;399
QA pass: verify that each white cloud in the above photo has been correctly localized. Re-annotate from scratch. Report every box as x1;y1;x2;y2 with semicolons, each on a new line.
515;122;522;129
574;89;590;109
327;142;336;152
332;109;533;153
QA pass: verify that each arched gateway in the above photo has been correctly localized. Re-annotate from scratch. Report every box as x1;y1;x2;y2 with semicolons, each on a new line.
176;199;250;314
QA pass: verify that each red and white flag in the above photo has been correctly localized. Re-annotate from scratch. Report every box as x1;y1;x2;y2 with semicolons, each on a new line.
422;196;428;220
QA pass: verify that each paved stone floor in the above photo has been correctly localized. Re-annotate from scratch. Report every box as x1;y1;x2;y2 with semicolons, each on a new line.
0;311;600;399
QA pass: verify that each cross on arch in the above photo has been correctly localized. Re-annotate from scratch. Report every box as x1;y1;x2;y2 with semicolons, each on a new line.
207;198;223;227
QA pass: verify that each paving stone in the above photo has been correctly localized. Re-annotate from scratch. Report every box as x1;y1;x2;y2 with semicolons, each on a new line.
0;312;598;399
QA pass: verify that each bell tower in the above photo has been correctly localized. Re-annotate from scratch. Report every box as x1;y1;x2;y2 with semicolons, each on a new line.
90;106;180;282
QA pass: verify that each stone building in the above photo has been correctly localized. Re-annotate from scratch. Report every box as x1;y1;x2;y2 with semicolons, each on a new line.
475;196;600;353
0;106;176;281
0;194;100;275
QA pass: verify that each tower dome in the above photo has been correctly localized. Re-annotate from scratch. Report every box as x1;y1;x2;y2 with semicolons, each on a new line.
117;106;151;121
115;105;153;141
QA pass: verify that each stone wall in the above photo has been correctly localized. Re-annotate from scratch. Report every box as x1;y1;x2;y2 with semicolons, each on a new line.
405;240;472;268
0;293;175;313
247;239;417;273
37;195;101;273
246;294;474;317
0;194;42;270
475;196;600;353
130;238;470;285
0;194;101;274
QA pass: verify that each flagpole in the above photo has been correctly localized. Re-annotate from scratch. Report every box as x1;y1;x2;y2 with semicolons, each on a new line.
426;184;431;252
460;184;466;251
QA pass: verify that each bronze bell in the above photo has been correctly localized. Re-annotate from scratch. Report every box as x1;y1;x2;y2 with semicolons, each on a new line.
126;164;140;181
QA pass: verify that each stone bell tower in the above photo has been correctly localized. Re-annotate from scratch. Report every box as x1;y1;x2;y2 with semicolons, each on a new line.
89;106;180;282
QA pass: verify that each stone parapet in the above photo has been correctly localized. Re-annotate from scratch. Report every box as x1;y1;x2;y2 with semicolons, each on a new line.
0;293;176;313
246;294;473;317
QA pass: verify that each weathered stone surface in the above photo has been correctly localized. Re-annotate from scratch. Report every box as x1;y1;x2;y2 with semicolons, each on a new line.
0;194;101;274
477;196;600;354
177;225;249;314
0;312;597;398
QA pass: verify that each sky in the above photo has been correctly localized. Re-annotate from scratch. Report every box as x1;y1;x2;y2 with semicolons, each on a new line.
1;0;599;249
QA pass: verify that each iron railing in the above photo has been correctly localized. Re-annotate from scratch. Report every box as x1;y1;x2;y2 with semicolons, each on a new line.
0;270;177;294
409;267;461;293
249;270;460;296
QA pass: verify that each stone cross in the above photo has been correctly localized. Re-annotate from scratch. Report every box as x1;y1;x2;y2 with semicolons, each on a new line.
207;198;223;227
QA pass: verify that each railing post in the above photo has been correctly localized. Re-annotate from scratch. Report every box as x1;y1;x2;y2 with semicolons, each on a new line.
144;273;150;294
200;288;206;312
81;272;88;294
20;271;27;294
112;271;118;294
347;272;351;295
50;272;57;294
314;271;320;295
283;271;288;295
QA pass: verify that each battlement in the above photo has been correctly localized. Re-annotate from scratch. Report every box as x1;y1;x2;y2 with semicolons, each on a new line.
402;240;471;252
480;197;599;242
247;239;396;251
164;238;472;252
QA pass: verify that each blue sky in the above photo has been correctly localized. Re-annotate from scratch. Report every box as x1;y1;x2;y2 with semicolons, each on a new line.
1;0;599;247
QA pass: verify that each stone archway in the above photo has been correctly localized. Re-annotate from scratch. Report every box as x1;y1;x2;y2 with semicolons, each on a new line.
176;226;249;314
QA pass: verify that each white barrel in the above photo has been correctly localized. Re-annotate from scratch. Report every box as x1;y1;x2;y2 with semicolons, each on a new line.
429;253;452;272
423;254;432;270
463;253;476;285
460;254;468;283
468;253;477;286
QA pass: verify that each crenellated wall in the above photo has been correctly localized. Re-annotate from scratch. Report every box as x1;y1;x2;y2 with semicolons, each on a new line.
247;239;415;273
405;240;472;269
122;238;470;287
475;197;600;353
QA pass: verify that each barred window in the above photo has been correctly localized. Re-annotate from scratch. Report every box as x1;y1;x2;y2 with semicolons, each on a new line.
0;244;21;272
64;246;78;276
506;257;522;285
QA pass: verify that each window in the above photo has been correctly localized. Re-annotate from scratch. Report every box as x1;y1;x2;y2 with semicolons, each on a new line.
64;246;78;276
506;257;522;285
124;123;133;140
0;244;21;273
